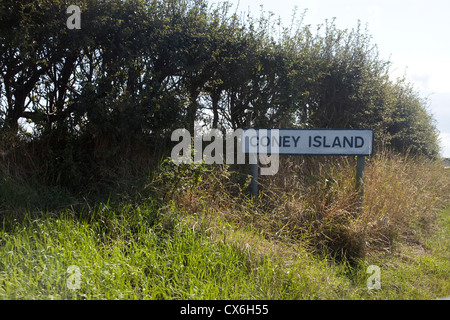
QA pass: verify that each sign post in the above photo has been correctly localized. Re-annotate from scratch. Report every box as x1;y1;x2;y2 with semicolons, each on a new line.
242;129;373;199
356;155;365;197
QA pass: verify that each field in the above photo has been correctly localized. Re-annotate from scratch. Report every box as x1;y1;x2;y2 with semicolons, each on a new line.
0;152;449;300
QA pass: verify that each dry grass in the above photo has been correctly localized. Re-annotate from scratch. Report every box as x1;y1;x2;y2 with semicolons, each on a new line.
4;134;447;264
1;143;449;299
154;150;450;263
360;150;449;250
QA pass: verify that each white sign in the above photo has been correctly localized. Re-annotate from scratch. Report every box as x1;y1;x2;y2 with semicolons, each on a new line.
242;129;373;156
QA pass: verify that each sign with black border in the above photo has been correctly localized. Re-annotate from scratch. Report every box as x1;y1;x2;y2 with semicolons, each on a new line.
242;128;374;156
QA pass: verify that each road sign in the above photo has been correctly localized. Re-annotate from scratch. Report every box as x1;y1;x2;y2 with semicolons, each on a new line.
242;129;373;156
241;128;373;199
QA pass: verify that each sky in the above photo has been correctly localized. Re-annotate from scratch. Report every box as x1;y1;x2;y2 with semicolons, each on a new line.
214;0;450;157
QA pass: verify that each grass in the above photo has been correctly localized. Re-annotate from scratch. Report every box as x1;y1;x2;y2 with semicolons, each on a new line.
370;206;450;299
0;204;346;300
0;203;449;300
0;151;449;300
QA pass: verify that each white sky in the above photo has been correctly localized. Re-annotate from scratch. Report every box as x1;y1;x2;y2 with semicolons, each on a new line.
215;0;450;157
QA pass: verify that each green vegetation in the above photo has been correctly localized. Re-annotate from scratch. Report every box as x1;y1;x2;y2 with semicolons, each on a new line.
0;0;449;300
0;197;448;300
0;154;449;299
0;1;441;193
0;204;349;300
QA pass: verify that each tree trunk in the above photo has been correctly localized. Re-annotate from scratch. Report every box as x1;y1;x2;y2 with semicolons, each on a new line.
211;88;220;129
187;90;200;135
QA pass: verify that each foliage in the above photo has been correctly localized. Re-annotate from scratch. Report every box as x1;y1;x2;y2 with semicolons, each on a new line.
0;158;448;300
0;0;442;189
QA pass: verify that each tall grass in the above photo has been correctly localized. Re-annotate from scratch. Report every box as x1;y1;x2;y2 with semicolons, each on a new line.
0;146;448;299
269;152;449;260
361;151;449;248
0;203;352;299
154;150;449;262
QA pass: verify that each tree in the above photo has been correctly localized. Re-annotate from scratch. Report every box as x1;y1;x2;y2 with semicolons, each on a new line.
0;0;441;182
